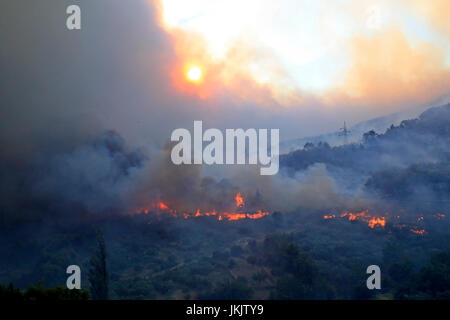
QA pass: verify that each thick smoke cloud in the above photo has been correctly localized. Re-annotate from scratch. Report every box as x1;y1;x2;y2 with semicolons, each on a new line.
0;1;448;224
0;0;340;221
337;27;450;108
31;131;147;214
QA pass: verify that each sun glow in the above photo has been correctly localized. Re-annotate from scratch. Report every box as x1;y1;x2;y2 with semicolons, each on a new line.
161;0;350;92
160;0;450;104
187;66;203;82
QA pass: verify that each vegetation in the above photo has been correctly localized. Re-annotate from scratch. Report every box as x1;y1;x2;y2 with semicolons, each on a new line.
0;282;89;300
0;105;449;300
88;230;109;300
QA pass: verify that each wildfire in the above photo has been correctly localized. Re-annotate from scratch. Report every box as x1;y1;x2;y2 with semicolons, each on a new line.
235;192;244;208
323;209;443;235
324;209;386;229
159;202;170;211
340;209;369;221
135;193;270;222
368;217;386;228
410;228;426;235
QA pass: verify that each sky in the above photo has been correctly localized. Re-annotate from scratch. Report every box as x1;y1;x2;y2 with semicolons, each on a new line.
160;0;450;104
1;0;450;164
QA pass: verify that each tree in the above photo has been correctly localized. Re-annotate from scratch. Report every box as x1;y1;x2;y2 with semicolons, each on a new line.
88;229;109;300
363;130;378;143
303;142;315;150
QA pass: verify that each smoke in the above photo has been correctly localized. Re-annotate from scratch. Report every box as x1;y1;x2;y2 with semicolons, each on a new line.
0;126;371;224
2;106;445;224
132;145;372;215
407;0;450;38
128;142;352;214
0;1;448;224
336;27;450;108
30;131;147;214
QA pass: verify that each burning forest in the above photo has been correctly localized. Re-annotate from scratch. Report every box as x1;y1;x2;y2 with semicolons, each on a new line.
322;209;447;236
1;0;450;303
134;192;271;221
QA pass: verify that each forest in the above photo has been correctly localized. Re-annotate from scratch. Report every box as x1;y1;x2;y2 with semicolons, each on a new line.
0;104;449;300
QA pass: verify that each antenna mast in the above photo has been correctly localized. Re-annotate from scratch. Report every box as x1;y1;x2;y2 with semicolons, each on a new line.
338;121;351;144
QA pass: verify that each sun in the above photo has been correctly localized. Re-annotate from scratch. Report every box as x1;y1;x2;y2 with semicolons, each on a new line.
187;66;202;82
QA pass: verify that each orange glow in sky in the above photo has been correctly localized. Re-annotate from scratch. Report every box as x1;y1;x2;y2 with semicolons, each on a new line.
160;0;450;109
187;66;202;82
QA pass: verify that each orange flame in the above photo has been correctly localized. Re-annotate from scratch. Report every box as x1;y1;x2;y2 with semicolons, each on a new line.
158;202;169;210
368;217;386;228
340;209;369;221
235;192;244;208
325;209;386;229
322;209;446;235
134;192;270;222
410;228;426;235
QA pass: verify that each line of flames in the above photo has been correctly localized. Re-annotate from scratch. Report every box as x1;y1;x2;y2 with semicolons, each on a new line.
133;193;445;231
324;209;386;228
134;192;270;221
323;210;446;235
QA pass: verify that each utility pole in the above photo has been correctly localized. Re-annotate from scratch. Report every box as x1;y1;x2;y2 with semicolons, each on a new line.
338;121;351;145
